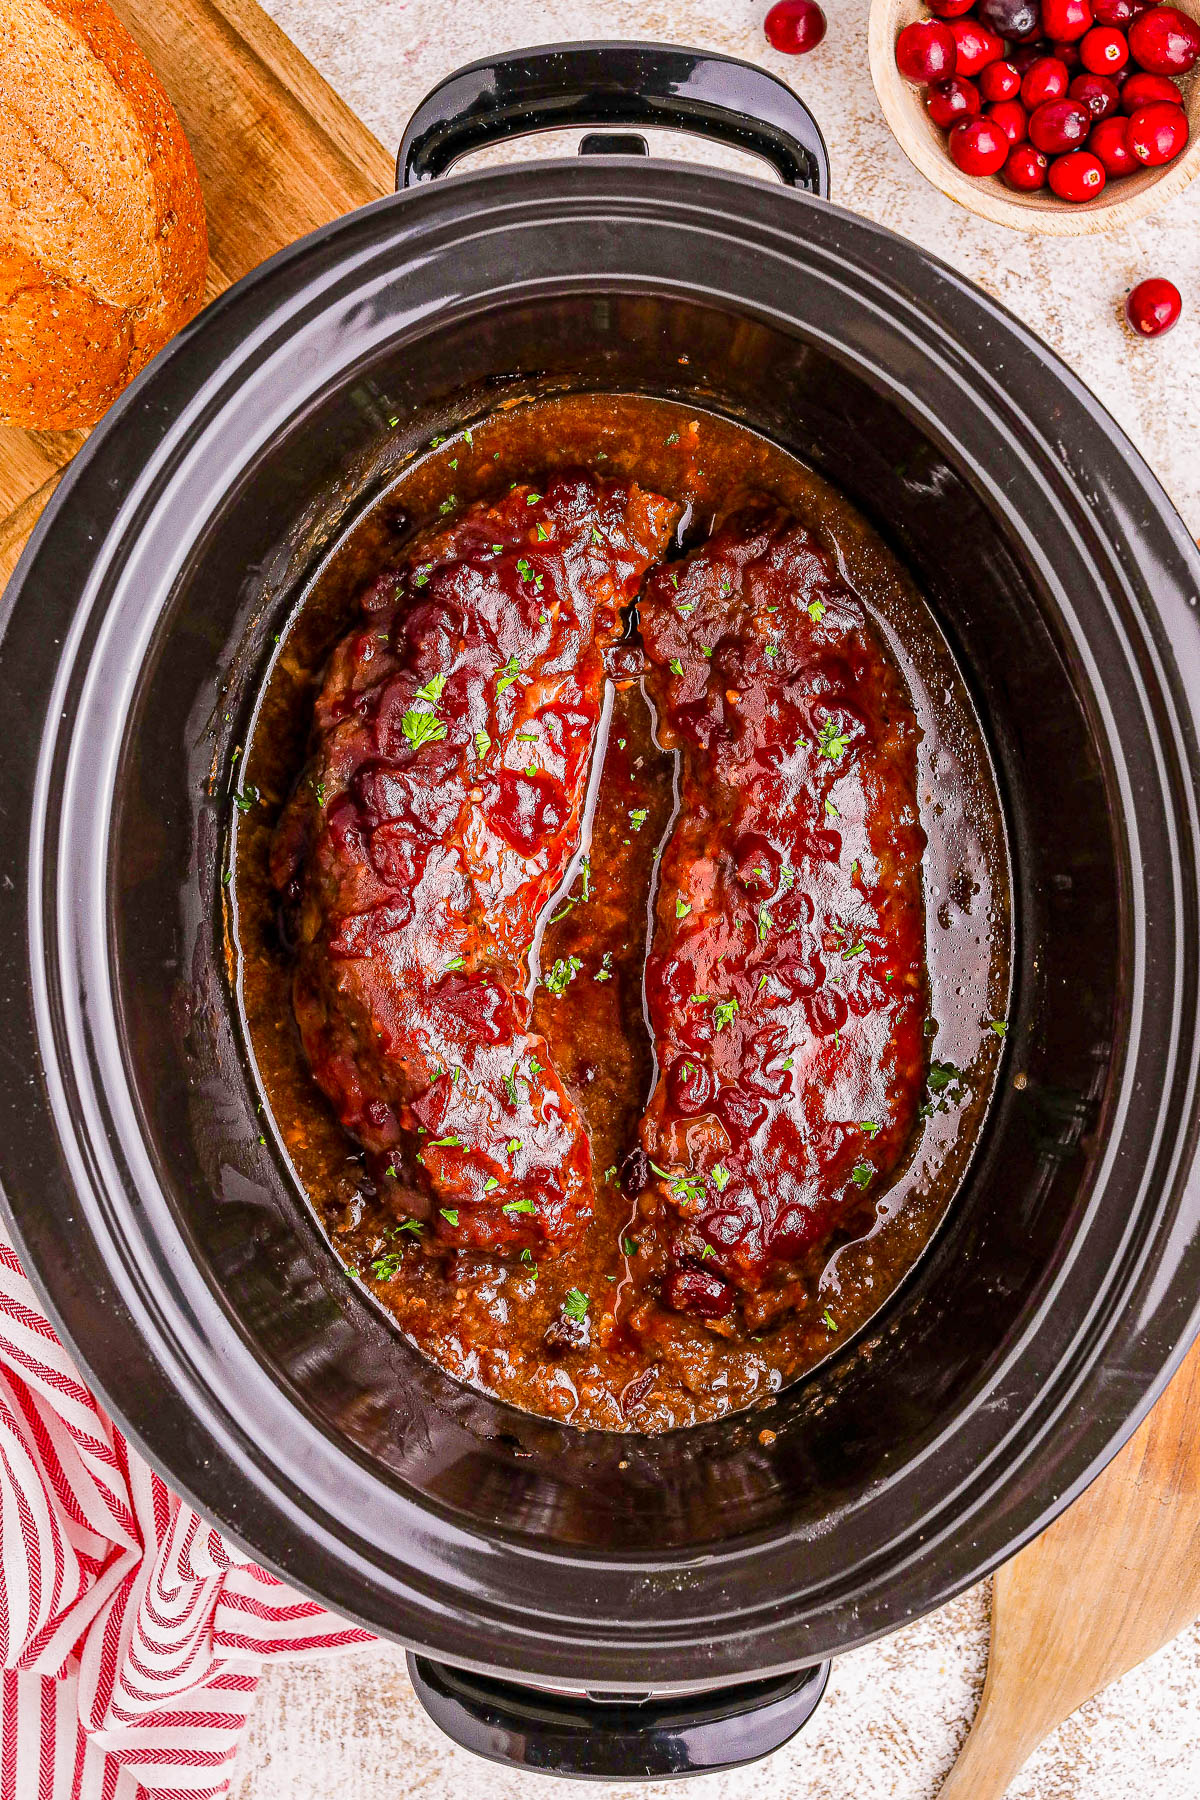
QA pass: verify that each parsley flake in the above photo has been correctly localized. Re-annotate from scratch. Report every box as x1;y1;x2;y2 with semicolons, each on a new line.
503;1196;535;1213
807;599;826;623
544;955;582;995
669;657;684;676
850;1162;873;1188
711;1164;731;1193
440;1209;459;1225
713;999;739;1030
676;896;691;919
495;654;522;695
817;718;851;761
563;1288;589;1322
822;1307;838;1332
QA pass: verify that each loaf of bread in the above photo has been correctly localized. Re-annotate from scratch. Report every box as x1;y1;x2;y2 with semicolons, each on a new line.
0;0;208;430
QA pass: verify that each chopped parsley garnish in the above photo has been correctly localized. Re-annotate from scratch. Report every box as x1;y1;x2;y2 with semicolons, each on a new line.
503;1067;521;1105
484;1176;500;1193
757;907;772;942
713;999;739;1030
765;644;778;661
526;492;542;505
629;808;648;830
506;1137;521;1155
622;1234;639;1256
528;1057;544;1076
444;955;464;972
397;1219;423;1235
676;896;691;919
536;523;551;541
701;1245;715;1260
859;1120;881;1137
495;654;522;695
370;1252;403;1280
604;1166;618;1183
711;1164;731;1193
544;955;582;995
665;431;680;445
688;992;711;1005
414;672;446;706
842;942;866;959
503;1196;535;1214
474;730;491;759
594;952;613;983
591;527;604;545
401;670;448;750
429;1134;461;1148
440;1209;459;1225
928;1059;961;1094
807;599;826;623
719;576;733;598
989;1019;1008;1036
817;718;851;761
515;731;538;742
563;1288;589;1322
669;658;684;676
233;784;259;813
516;557;534;581
822;1307;838;1332
850;1162;873;1188
438;495;457;515
825;798;839;819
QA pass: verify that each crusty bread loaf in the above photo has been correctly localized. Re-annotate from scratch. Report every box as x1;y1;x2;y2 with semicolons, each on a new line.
0;0;208;429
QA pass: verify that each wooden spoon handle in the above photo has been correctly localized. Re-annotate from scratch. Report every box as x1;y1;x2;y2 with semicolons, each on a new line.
940;1338;1200;1798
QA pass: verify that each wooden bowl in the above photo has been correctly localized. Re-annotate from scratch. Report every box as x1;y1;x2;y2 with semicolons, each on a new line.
868;0;1200;232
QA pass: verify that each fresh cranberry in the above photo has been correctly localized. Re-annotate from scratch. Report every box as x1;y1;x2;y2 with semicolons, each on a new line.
1090;111;1141;165
1048;35;1086;62
1093;0;1145;20
1121;68;1186;103
927;74;984;124
1028;95;1092;146
1080;22;1132;66
1005;140;1052;182
1127;97;1191;159
1011;37;1054;67
1041;0;1095;36
1070;69;1122;112
1125;276;1183;334
948;113;1013;170
764;0;828;54
981;56;1024;95
1048;146;1108;193
951;16;1007;71
927;0;978;14
1128;5;1200;69
1022;53;1071;100
988;96;1032;138
896;17;958;80
977;0;1042;37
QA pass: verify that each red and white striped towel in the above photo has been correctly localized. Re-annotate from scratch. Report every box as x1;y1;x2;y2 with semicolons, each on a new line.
0;1235;375;1799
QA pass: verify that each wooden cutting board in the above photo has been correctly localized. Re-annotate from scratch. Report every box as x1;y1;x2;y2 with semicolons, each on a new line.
0;0;392;588
2;6;1199;1790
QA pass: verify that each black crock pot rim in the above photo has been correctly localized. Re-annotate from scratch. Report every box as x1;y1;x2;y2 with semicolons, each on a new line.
2;159;1199;1687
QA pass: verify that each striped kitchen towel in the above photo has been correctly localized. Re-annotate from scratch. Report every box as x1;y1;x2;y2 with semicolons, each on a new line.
0;1237;374;1799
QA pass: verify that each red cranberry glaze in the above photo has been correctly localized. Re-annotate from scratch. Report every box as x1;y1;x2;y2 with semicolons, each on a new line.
638;506;928;1326
764;0;828;55
1125;274;1183;333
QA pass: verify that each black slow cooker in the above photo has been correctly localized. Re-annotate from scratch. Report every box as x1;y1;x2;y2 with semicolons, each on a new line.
1;42;1199;1781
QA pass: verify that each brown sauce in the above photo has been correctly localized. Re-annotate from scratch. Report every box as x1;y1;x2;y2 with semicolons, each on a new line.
232;393;1011;1433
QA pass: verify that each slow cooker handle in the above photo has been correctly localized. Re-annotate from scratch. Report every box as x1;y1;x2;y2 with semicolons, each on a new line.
397;41;830;194
406;1654;831;1779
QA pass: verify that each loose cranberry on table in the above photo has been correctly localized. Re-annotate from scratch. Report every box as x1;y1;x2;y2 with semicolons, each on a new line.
1125;276;1183;335
1127;5;1200;71
1090;110;1141;165
896;17;959;79
981;56;1023;96
989;96;1032;136
1004;140;1052;181
1028;94;1093;148
951;16;1007;70
1080;22;1132;65
976;0;1041;37
1070;70;1123;114
948;112;1013;168
1022;54;1071;103
927;75;984;123
1041;0;1096;39
1127;97;1191;160
1048;145;1108;191
927;0;978;14
764;0;828;54
1120;68;1186;105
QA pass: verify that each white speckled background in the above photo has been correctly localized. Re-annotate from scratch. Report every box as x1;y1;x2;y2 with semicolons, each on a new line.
235;3;1200;1792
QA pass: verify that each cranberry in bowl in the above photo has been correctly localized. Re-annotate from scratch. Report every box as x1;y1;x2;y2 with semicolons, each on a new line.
869;0;1200;228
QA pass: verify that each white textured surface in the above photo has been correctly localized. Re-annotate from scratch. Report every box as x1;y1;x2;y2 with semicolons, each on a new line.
237;3;1200;1793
